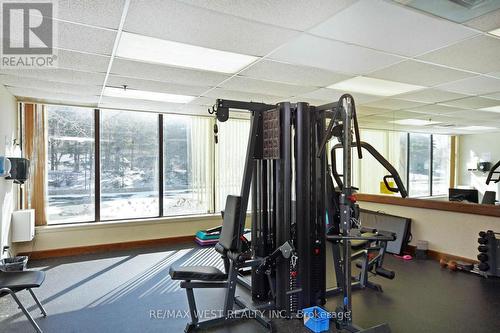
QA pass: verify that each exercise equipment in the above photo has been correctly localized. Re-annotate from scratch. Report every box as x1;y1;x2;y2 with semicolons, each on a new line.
170;196;274;332
359;209;412;255
172;95;407;332
486;160;500;184
326;227;395;295
477;230;500;277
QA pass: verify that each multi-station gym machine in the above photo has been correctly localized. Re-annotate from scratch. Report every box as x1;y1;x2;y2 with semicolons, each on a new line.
205;95;408;332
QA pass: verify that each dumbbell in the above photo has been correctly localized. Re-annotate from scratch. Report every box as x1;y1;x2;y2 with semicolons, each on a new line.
478;237;488;244
478;245;488;253
479;262;490;272
477;253;488;262
439;258;457;271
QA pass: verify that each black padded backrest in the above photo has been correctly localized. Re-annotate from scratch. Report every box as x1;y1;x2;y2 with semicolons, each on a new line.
218;195;242;252
482;191;496;205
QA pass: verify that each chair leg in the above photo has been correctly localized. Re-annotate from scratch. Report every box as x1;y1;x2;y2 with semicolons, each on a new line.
28;289;47;317
8;290;43;333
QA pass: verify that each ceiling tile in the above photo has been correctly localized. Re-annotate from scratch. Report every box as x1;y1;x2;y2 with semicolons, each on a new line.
368;60;474;86
440;96;500;109
0;68;105;86
56;0;126;29
465;9;500;31
124;0;298;56
219;76;316;97
309;0;477;57
408;104;465;115
443;109;500;120
110;59;229;86
418;35;500;74
361;98;427;110
356;106;393;116
176;0;356;31
203;88;283;104
269;34;402;75
395;88;468;103
436;75;500;95
0;75;102;95
488;71;500;79
56;21;117;56
405;0;500;23
298;88;382;104
239;60;351;87
388;110;433;119
8;86;99;106
57;49;110;73
106;75;210;96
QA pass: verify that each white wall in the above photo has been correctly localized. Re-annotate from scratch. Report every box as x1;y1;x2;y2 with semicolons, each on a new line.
13;214;252;254
359;201;499;260
0;85;18;259
457;133;500;201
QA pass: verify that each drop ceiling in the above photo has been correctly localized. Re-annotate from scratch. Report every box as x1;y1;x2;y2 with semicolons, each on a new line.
2;0;500;134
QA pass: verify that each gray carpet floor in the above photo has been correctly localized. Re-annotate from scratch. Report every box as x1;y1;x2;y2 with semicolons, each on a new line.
1;243;500;333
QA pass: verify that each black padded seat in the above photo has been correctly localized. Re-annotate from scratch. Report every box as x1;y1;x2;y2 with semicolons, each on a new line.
0;271;45;292
169;266;227;281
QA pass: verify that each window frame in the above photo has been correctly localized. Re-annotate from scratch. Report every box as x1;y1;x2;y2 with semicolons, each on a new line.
406;133;451;198
46;107;218;225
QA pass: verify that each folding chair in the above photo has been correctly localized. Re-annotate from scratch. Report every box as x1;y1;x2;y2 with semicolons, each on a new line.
0;270;47;333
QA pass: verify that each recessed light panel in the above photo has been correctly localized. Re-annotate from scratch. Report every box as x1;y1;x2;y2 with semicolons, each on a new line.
103;86;195;103
116;32;258;74
390;118;441;126
456;125;497;130
480;106;500;113
488;28;500;37
328;77;424;97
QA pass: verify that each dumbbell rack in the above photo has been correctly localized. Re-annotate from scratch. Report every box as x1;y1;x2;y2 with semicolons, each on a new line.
477;230;500;278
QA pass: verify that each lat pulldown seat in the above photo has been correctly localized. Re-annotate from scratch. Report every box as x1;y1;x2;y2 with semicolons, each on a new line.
169;195;272;333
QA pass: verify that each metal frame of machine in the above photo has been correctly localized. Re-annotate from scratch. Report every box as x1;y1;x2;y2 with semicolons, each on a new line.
192;95;409;332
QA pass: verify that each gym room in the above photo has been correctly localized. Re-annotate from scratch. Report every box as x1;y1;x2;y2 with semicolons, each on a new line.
1;0;500;332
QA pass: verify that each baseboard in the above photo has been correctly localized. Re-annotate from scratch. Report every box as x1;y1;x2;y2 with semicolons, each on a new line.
405;245;478;264
18;235;194;260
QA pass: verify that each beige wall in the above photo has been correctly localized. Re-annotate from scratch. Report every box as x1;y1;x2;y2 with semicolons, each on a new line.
359;201;499;260
14;214;251;254
14;196;498;261
457;133;500;201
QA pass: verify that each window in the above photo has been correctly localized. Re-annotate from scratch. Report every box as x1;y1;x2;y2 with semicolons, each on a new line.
45;101;452;224
215;118;251;212
432;135;451;196
408;133;431;197
47;106;95;224
100;110;159;220
163;115;212;215
351;130;407;195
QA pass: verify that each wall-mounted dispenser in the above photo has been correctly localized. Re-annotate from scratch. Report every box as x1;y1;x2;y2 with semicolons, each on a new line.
0;156;11;178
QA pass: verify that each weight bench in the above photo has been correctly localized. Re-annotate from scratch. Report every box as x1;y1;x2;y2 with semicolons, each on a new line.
0;270;47;333
169;195;272;333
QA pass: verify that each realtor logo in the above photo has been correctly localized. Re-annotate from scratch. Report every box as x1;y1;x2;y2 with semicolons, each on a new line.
1;1;58;68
